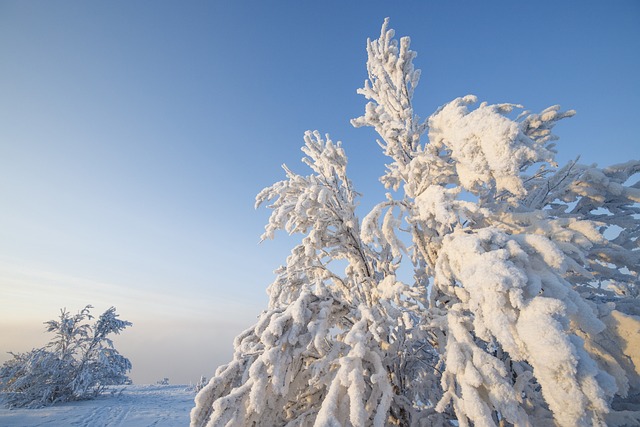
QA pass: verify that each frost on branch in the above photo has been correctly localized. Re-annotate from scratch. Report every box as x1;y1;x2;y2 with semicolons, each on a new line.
351;17;427;191
193;19;639;427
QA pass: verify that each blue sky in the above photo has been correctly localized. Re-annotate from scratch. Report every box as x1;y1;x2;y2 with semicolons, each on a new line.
1;1;638;384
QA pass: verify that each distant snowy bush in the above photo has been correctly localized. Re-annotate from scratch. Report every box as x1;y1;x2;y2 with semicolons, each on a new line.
0;305;132;408
191;19;640;427
194;376;207;393
184;376;208;394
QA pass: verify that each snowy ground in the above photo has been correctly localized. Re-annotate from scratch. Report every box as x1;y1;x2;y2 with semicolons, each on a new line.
0;384;195;426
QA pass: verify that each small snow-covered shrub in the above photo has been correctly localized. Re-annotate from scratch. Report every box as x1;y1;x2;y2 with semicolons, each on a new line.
194;376;207;393
185;376;208;393
0;305;132;408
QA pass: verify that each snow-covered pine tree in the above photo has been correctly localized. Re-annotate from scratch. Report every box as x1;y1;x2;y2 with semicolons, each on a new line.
191;19;640;427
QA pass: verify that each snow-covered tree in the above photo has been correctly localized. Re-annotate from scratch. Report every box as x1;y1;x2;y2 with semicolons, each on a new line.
0;305;132;408
192;19;640;427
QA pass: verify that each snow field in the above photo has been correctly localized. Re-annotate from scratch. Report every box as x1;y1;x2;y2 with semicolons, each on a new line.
0;384;194;427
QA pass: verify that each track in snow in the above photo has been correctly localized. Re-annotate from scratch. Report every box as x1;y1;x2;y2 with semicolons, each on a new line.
0;384;194;427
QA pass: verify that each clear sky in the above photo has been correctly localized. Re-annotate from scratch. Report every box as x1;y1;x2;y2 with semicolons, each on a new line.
1;1;638;384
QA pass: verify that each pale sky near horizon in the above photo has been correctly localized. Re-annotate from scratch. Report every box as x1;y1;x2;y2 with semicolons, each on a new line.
1;1;639;384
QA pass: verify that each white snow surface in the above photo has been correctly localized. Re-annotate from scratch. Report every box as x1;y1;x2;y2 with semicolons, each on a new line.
0;384;194;427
